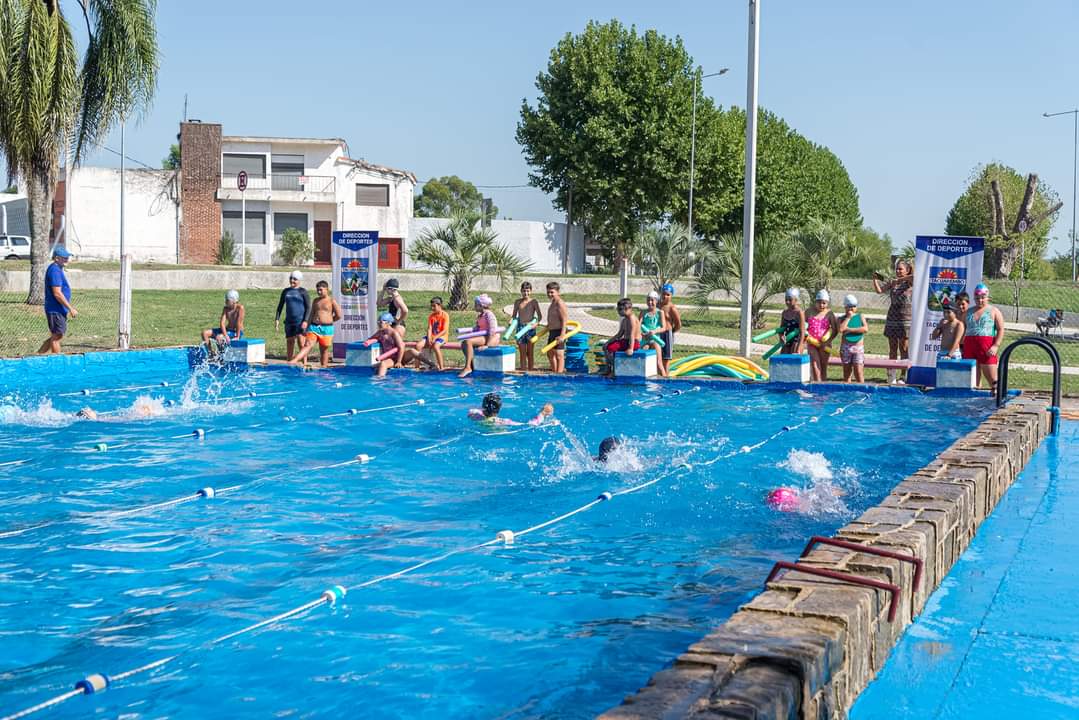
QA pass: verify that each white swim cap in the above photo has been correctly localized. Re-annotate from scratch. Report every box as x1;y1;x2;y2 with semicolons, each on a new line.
815;289;830;302
785;288;800;299
290;270;303;281
843;294;858;307
226;290;240;303
647;290;660;301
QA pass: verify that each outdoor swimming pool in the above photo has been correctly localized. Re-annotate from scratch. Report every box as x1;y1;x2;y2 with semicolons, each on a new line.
0;360;996;719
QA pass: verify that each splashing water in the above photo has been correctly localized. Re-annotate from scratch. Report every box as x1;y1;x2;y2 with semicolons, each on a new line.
776;448;852;517
779;449;834;483
0;398;74;427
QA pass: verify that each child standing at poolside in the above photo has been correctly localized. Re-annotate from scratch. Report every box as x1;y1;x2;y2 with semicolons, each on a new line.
778;288;806;354
837;294;869;383
468;392;554;426
364;312;405;377
545;281;569;374
458;294;501;378
932;304;965;360
603;298;641;376
511;282;542;371
805;290;838;381
640;291;670;377
658;283;681;375
201;290;245;351
290;281;342;369
406;296;449;370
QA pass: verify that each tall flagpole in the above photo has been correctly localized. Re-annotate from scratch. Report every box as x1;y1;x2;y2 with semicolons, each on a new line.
739;0;760;357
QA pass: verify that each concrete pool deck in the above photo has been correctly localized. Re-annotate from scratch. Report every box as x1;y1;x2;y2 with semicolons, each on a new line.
851;419;1079;719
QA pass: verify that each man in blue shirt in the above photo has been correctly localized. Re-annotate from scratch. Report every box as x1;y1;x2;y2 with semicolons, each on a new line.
37;246;77;354
275;270;311;360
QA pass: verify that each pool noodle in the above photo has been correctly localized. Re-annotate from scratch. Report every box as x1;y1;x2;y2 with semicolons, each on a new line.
515;319;541;340
752;328;780;342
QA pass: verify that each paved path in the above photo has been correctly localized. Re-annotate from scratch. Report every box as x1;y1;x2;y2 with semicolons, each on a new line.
503;303;1076;376
852;420;1079;719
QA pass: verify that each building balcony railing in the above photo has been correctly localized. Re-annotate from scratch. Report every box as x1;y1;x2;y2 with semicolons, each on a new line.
220;173;336;194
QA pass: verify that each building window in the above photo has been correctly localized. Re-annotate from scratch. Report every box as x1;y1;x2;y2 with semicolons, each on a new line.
273;212;308;244
222;210;266;245
355;183;389;207
222;153;266;177
271;154;305;191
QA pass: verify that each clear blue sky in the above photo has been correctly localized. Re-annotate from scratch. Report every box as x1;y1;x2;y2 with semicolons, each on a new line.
71;0;1079;255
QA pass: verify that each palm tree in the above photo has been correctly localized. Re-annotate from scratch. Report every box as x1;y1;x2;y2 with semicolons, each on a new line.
0;0;158;304
628;222;714;291
690;232;808;328
408;211;533;309
790;217;868;294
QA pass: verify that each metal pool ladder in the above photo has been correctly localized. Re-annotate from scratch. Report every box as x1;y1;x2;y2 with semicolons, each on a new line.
996;336;1062;435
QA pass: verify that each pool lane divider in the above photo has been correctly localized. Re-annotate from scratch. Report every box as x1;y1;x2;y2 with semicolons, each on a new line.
0;392;871;720
58;381;173;398
318;391;476;419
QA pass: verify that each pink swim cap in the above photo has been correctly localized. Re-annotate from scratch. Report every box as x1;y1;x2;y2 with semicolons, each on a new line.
767;487;799;512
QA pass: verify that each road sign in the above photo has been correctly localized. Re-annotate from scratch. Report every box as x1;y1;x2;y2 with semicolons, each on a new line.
237;170;248;192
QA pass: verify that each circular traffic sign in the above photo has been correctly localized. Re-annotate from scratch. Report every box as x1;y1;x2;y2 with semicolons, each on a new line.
237;170;248;192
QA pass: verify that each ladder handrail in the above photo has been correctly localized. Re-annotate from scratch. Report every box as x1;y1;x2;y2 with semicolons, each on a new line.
996;335;1061;434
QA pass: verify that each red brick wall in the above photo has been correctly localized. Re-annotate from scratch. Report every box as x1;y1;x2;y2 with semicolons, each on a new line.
179;122;222;263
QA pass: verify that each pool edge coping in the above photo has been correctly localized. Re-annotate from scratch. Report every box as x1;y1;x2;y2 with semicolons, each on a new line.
598;396;1052;720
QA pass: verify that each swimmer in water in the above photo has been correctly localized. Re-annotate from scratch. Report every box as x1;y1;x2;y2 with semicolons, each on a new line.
595;436;620;463
468;392;553;427
76;398;159;421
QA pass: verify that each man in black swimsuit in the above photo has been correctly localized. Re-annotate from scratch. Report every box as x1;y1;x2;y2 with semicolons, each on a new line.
276;271;310;360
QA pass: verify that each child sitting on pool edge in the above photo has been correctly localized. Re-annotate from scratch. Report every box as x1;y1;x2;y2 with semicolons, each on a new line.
602;298;641;377
468;392;553;427
363;312;405;377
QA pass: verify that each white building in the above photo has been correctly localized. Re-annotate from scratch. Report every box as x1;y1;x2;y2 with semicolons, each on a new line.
408;217;585;274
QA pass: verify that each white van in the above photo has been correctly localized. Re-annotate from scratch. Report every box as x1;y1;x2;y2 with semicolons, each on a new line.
0;234;31;260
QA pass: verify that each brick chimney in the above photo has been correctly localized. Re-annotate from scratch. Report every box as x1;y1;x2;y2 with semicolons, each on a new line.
179;121;222;263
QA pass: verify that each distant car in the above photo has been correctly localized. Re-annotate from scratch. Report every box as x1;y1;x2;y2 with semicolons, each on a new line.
0;234;30;260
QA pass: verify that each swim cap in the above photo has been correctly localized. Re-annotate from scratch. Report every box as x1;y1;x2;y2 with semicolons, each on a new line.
226;290;240;303
815;289;830;302
843;294;858;307
661;283;675;295
785;288;800;300
481;392;502;417
974;283;989;296
475;294;493;308
597;436;620;463
647;290;660;301
290;270;303;281
766;487;799;512
379;312;394;323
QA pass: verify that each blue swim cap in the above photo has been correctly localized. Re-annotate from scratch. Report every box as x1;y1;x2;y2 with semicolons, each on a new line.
974;283;989;295
379;312;394;323
661;283;675;295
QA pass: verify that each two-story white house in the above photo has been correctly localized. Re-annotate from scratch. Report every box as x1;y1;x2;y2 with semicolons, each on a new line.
179;121;415;267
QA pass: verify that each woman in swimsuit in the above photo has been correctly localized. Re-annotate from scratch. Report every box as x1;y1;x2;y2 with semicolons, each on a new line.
962;283;1005;392
639;291;670;376
805;289;838;381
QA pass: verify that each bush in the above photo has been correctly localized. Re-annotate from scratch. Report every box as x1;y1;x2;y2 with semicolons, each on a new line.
278;227;314;265
216;231;237;265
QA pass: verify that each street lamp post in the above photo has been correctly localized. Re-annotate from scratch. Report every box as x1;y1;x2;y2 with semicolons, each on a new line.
739;0;760;357
689;67;728;237
1044;108;1079;283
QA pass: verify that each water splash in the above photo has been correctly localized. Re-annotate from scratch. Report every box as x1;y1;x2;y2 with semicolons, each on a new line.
0;398;74;427
776;449;852;517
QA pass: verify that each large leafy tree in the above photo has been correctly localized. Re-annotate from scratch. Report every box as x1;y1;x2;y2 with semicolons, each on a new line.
408;211;532;310
0;0;158;304
517;20;696;255
414;175;496;219
789;217;882;293
945;163;1060;278
691;232;809;328
690;108;862;239
628;222;713;291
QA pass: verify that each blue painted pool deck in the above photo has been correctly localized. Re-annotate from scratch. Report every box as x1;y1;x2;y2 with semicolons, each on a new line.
853;420;1079;720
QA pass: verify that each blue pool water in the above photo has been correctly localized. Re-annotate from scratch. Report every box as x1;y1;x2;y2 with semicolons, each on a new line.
0;364;995;718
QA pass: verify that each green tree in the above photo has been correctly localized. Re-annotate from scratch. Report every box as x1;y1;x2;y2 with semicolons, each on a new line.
162;142;179;170
690;108;862;239
628;222;713;291
691;232;808;327
842;226;895;278
945;163;1060;278
414;175;495;219
408;211;532;310
517;20;696;256
790;218;863;293
0;0;158;304
276;227;313;265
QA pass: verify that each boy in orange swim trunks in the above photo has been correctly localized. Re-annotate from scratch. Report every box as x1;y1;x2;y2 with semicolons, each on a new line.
289;280;342;369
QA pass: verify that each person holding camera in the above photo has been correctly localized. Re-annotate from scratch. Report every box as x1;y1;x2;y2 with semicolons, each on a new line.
872;260;913;383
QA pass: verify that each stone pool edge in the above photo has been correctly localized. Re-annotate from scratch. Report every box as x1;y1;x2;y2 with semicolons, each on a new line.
599;396;1051;720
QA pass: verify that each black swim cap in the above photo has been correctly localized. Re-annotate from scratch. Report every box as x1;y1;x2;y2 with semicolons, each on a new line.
597;436;620;462
481;393;502;418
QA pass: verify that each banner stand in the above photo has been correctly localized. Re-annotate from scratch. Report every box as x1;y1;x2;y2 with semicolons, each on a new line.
907;235;984;387
331;231;379;360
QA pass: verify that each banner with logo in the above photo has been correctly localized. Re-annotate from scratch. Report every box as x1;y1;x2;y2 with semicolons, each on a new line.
331;230;379;359
907;234;984;386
